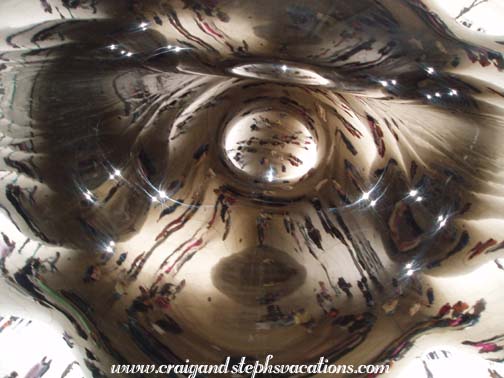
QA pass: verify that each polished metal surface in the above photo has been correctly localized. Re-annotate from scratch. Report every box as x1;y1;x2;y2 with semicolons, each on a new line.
1;0;504;377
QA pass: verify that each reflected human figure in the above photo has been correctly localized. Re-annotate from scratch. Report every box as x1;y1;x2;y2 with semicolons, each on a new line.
0;232;15;273
337;277;353;297
422;360;434;378
304;216;323;250
426;287;434;306
5;184;50;243
24;357;52;378
256;212;271;246
60;362;79;378
116;252;127;267
489;369;504;378
436;303;452;318
42;252;60;273
13;258;52;307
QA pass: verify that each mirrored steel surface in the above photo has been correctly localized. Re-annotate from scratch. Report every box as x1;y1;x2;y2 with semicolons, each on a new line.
1;0;504;377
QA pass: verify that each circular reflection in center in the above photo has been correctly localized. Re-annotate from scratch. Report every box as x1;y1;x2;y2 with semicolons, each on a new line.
222;110;319;184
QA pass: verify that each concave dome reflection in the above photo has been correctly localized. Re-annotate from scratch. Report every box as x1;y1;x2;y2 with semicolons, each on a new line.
222;110;319;184
0;0;504;377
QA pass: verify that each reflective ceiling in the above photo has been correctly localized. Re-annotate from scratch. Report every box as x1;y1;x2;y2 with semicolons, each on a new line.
1;0;504;377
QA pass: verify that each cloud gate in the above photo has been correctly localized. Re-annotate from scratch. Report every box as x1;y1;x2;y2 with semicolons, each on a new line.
1;1;504;377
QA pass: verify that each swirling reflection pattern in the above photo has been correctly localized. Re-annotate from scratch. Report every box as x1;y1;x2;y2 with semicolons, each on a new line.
1;0;504;377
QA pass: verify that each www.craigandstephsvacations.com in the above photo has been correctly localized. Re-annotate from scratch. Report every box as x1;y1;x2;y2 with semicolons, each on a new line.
110;355;390;376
